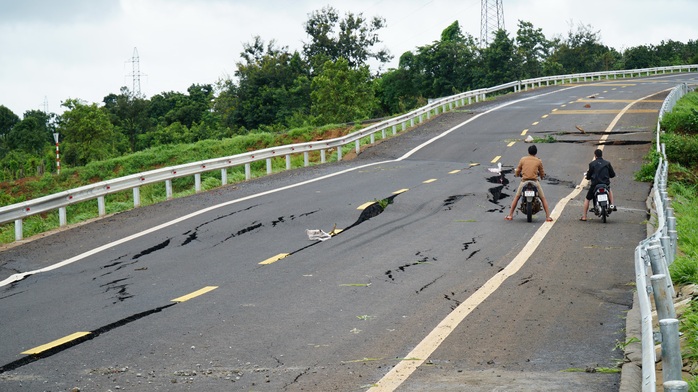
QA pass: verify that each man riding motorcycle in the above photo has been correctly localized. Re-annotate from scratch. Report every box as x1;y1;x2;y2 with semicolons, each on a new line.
581;148;616;221
505;145;553;222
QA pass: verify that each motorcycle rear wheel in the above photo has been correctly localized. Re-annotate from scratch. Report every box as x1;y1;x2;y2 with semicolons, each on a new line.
526;201;533;222
601;205;607;223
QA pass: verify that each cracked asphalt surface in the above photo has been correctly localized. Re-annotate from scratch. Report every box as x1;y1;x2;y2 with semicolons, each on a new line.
1;75;693;391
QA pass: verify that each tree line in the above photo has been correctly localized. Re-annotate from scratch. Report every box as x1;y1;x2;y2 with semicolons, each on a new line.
1;6;697;180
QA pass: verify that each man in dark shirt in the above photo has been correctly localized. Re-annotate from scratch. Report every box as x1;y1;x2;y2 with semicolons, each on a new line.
581;148;616;221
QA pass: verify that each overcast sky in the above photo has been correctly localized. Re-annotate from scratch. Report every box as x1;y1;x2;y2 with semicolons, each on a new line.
1;0;697;117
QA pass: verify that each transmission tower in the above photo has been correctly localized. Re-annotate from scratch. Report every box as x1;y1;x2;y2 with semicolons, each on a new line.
127;47;145;97
480;0;505;47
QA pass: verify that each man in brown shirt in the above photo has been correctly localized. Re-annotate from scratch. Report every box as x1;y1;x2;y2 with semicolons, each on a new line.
505;145;553;222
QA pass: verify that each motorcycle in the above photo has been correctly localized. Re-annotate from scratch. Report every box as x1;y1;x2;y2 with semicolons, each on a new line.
518;181;542;222
591;183;612;223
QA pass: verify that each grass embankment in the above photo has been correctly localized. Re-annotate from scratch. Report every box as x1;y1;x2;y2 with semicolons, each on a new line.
0;123;375;243
640;89;698;389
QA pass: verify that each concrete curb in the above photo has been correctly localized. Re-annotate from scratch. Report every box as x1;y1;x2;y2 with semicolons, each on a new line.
619;290;644;392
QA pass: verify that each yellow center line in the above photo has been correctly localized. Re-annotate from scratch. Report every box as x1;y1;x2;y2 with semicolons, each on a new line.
393;189;409;194
541;114;548;118
259;253;290;265
507;141;516;147
172;286;218;302
551;108;558;112
357;201;376;210
22;332;92;355
448;169;460;174
521;129;528;135
531;121;539;126
423;179;437;184
491;156;501;163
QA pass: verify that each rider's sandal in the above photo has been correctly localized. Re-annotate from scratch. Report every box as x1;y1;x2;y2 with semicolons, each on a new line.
579;217;587;221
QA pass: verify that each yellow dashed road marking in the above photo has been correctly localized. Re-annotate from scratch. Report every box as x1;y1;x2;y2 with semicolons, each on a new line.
393;189;409;194
521;129;528;135
532;121;539;125
423;179;437;184
449;170;461;174
172;286;218;302
357;201;376;210
507;141;516;147
259;253;290;265
491;156;501;163
22;332;91;355
541;114;548;118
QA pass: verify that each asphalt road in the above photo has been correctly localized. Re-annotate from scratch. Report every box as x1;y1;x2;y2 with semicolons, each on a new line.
1;73;696;392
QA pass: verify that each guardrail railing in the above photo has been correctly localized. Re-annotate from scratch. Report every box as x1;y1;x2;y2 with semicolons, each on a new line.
634;83;689;391
1;65;697;242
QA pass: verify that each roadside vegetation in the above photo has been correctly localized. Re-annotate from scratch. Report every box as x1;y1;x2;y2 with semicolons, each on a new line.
638;89;698;389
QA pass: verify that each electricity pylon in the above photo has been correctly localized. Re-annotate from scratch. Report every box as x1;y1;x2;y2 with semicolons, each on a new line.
480;0;505;47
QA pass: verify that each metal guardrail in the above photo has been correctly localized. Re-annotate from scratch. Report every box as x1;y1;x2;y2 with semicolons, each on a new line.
634;83;689;391
1;65;697;242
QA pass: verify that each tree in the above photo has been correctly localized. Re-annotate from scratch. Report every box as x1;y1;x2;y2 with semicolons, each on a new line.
310;58;376;124
103;87;151;152
6;110;53;155
549;22;612;73
516;20;550;79
0;105;20;158
59;99;120;166
303;6;392;73
479;29;520;86
216;37;311;131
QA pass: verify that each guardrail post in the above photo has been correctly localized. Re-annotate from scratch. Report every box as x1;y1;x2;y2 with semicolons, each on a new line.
370;133;375;144
382;129;386;139
647;243;675;298
320;150;326;163
659;319;684;383
98;196;106;216
195;173;202;192
266;158;272;175
427;110;431;119
244;163;251;180
166;179;173;199
221;168;228;185
651;274;676;320
133;187;141;208
468;96;472;104
355;140;360;155
304;151;309;167
337;146;343;161
392;125;397;135
410;118;415;127
285;155;291;171
664;380;689;391
401;122;406;131
661;235;674;265
14;219;22;241
59;207;67;226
